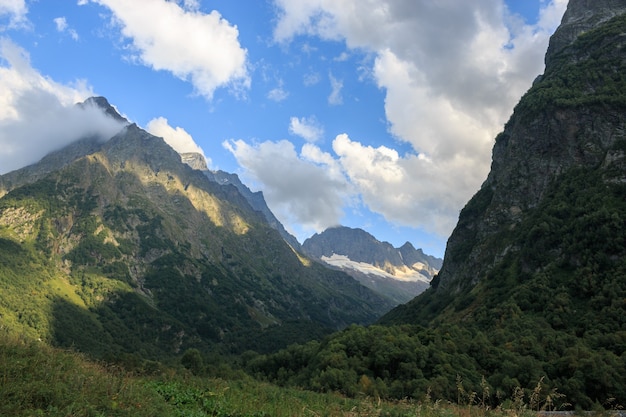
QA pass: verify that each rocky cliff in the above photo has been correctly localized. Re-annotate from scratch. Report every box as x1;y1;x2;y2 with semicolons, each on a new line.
430;0;626;295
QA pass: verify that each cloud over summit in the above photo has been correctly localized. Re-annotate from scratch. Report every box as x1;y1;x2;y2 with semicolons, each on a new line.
0;39;125;175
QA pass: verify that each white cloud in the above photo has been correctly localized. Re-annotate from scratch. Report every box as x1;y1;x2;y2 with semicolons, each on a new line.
146;116;209;162
0;0;28;29
54;17;79;40
224;139;351;235
267;0;566;237
328;72;342;105
91;0;250;99
0;39;126;175
289;116;323;142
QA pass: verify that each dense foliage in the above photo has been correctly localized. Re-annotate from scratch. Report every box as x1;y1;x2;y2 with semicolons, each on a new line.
516;12;626;119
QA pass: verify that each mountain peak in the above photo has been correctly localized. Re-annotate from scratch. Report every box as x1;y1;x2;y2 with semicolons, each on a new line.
78;96;128;124
545;0;626;66
302;226;442;304
181;152;209;171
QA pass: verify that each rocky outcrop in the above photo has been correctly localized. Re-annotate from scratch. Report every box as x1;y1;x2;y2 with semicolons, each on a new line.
180;152;209;171
202;168;301;250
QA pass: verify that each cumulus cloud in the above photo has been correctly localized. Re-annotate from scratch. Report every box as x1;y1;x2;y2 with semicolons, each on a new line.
91;0;250;99
224;139;351;234
259;0;567;237
0;39;126;174
146;116;209;162
0;0;28;29
289;116;323;142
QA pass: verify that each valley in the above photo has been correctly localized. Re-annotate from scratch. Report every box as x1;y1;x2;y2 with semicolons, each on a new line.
1;0;626;415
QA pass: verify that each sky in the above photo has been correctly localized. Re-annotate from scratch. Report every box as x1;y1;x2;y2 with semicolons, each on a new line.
0;0;568;258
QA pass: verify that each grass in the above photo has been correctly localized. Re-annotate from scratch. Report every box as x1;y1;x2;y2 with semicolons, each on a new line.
0;330;596;417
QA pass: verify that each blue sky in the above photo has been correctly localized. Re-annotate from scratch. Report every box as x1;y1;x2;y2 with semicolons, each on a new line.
0;0;568;258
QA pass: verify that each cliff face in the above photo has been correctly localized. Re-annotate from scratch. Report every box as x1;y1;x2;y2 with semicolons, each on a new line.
385;1;626;310
545;0;626;64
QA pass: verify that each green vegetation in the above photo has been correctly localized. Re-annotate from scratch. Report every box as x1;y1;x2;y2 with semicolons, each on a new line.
515;12;626;119
250;163;626;410
3;13;626;411
1;331;579;416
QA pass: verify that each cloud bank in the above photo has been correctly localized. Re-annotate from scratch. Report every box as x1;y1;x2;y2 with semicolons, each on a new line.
227;0;567;238
91;0;250;99
0;39;125;175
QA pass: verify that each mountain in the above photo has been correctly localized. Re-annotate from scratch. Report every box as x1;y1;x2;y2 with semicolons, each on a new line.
176;151;302;250
383;0;626;321
302;226;442;304
377;0;626;405
250;1;626;408
0;97;395;362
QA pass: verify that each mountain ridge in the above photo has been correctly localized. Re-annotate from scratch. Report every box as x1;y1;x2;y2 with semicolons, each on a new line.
302;226;441;304
0;100;395;359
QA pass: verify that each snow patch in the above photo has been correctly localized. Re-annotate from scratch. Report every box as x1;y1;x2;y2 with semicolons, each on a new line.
321;254;431;283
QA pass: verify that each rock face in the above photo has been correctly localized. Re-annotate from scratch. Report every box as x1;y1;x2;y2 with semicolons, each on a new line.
545;0;626;64
430;1;626;295
180;152;209;171
303;226;442;304
202;168;301;250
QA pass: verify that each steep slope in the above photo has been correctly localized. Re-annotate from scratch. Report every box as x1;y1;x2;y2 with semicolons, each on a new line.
0;98;394;362
250;1;626;409
303;226;441;304
201;165;302;250
375;0;626;406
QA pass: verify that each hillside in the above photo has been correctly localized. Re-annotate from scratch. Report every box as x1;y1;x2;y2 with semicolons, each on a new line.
249;0;626;409
303;226;441;304
0;98;394;362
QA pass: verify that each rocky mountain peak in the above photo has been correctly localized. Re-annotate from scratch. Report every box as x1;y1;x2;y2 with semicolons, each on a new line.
545;0;626;66
78;96;128;124
302;226;442;304
181;152;209;171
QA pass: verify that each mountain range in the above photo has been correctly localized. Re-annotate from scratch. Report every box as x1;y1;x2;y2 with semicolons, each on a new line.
303;226;441;304
1;0;626;411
